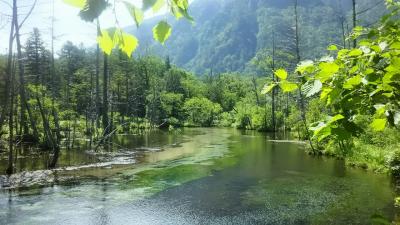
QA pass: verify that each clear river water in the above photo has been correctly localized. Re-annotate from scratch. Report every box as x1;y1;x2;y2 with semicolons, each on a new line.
0;128;398;224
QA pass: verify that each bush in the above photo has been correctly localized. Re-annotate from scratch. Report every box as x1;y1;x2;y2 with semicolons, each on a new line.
233;100;271;131
389;151;400;177
183;97;222;127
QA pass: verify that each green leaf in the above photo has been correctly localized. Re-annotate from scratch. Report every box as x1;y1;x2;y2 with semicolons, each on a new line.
279;80;298;93
124;2;144;27
306;80;322;97
349;65;359;74
348;49;363;57
359;40;371;46
143;0;157;11
120;33;138;57
320;87;332;101
327;88;341;105
261;83;276;95
328;114;345;125
317;62;339;82
152;0;165;12
374;104;386;117
105;28;120;46
390;42;400;50
370;118;387;131
343;75;362;89
337;49;349;59
310;122;331;141
296;60;314;74
387;57;400;72
97;30;114;55
171;4;183;19
170;4;193;21
63;0;86;8
383;71;400;84
274;69;288;80
79;0;108;22
173;0;189;10
327;45;338;51
153;21;172;45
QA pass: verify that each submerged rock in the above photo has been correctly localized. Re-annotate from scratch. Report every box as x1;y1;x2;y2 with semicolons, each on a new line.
135;147;163;152
0;170;55;190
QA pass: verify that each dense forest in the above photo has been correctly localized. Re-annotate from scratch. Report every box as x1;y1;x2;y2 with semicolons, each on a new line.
1;0;400;224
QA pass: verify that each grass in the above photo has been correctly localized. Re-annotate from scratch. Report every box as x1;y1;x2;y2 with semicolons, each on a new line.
319;127;400;174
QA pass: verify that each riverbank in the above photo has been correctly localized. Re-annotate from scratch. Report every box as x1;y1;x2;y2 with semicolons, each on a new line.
316;128;400;175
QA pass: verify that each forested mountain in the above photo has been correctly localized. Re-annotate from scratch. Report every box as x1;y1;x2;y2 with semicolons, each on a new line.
128;0;387;74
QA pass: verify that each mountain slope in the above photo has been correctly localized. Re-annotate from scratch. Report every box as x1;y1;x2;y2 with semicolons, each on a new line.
128;0;387;74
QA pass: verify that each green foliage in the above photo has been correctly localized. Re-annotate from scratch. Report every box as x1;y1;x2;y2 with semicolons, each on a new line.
153;21;172;45
183;97;222;127
63;0;192;56
279;80;298;93
124;2;144;27
265;2;400;150
25;28;51;87
97;29;138;56
274;69;288;80
160;92;184;125
63;0;86;8
389;150;400;177
261;83;276;95
233;99;270;131
79;0;109;22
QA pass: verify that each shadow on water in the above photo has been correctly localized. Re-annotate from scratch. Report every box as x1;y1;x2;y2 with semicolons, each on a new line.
0;128;398;225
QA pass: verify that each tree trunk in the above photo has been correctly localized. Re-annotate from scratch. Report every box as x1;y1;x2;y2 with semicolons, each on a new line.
14;0;39;140
96;20;101;129
36;95;59;168
271;30;276;133
102;53;110;136
6;53;15;175
294;0;316;152
0;4;16;141
252;76;260;106
49;0;61;149
341;19;346;49
352;0;357;48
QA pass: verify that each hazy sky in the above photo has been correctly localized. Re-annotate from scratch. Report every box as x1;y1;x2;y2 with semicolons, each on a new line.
0;0;164;54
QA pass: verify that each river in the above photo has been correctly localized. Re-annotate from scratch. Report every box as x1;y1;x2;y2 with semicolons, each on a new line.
0;128;397;224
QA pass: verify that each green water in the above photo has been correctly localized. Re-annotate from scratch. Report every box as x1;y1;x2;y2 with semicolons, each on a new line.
0;128;398;224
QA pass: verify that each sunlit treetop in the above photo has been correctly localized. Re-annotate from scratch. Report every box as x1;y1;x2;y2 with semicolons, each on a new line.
63;0;193;57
